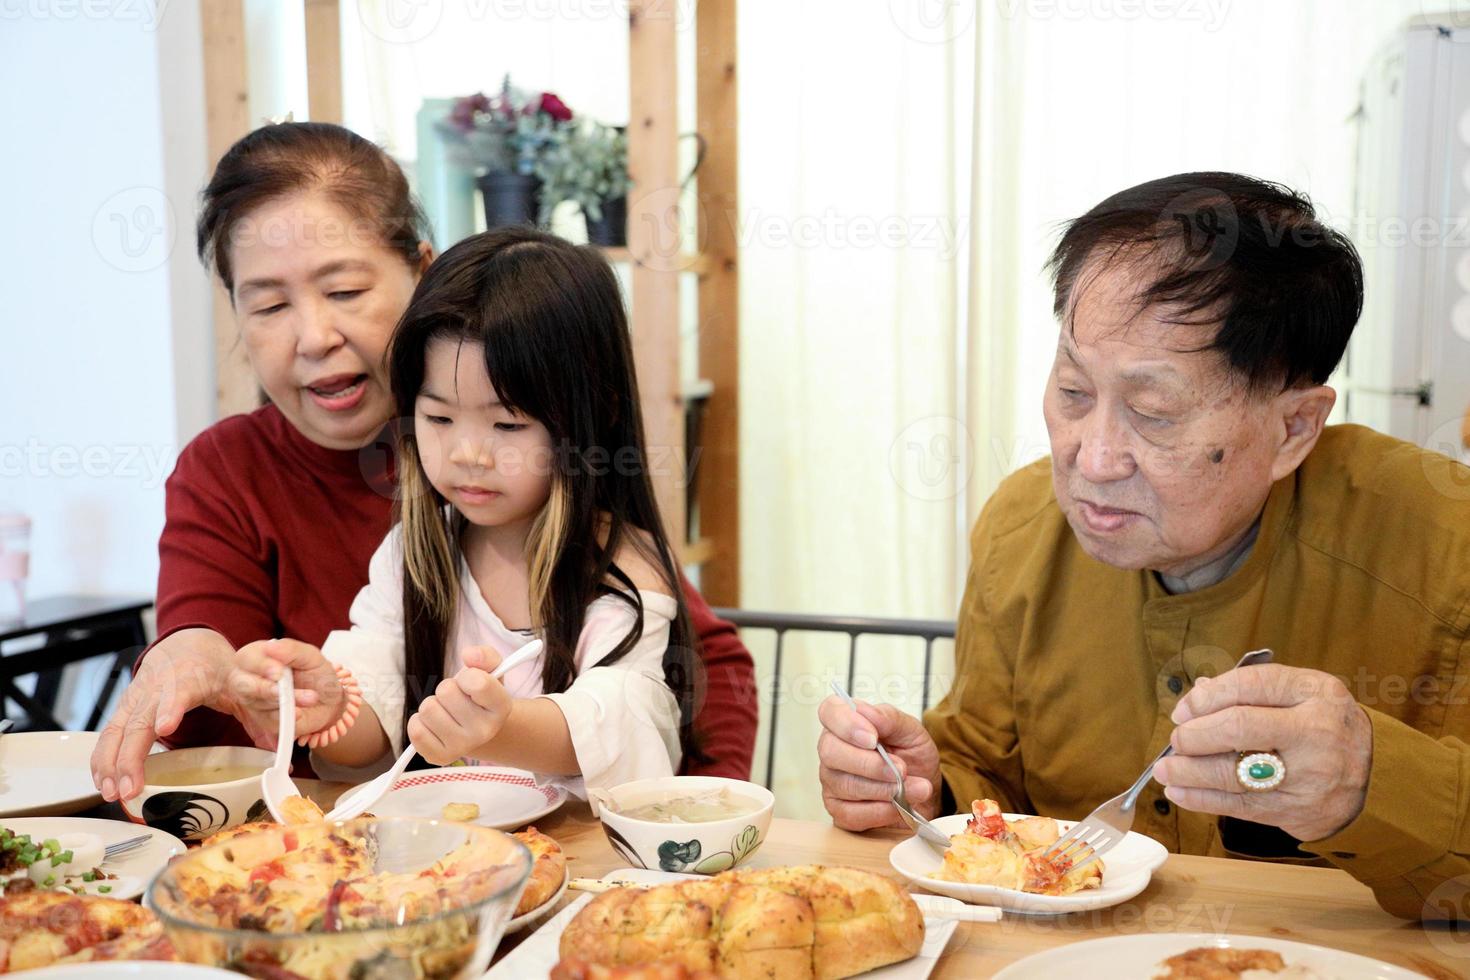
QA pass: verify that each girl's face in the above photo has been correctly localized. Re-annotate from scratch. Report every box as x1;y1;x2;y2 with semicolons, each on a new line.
414;338;554;528
229;192;425;450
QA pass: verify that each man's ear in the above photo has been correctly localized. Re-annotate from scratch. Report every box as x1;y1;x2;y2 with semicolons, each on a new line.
415;240;436;277
1270;384;1336;482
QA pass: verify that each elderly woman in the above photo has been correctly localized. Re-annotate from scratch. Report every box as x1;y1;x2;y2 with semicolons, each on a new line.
91;122;756;800
818;172;1470;921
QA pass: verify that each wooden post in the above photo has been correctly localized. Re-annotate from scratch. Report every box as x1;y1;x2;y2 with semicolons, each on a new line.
627;0;686;548
304;0;343;124
695;0;740;605
200;0;256;418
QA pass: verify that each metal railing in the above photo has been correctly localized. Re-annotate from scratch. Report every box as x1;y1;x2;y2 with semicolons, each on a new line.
712;608;956;789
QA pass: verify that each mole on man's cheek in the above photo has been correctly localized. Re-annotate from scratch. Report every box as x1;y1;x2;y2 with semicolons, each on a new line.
1209;448;1226;464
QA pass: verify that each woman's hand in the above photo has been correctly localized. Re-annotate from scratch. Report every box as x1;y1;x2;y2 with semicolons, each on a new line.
407;647;513;766
91;628;246;802
228;639;348;746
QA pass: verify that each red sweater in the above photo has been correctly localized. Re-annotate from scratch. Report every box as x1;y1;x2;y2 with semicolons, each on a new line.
153;404;756;779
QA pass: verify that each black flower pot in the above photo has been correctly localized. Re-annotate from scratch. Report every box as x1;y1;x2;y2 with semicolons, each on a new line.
477;172;543;229
585;195;627;247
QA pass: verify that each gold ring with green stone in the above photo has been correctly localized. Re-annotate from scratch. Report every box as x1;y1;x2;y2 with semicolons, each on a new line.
1236;751;1286;792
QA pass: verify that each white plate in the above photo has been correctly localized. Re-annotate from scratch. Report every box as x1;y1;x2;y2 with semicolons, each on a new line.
991;932;1428;979
505;866;569;934
0;731;106;817
1;816;186;901
890;812;1169;915
483;867;960;979
19;964;241;979
359;766;567;831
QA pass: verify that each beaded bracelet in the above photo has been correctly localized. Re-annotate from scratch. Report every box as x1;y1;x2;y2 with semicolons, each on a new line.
296;663;363;749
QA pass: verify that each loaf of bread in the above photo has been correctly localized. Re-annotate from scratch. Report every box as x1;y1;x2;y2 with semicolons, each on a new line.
556;865;924;980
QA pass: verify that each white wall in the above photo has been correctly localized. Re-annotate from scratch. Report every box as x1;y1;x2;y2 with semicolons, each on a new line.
0;2;212;604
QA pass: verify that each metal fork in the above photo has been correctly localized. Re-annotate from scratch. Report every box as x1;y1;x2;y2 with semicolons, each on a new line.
828;680;951;855
1041;649;1275;876
103;834;151;861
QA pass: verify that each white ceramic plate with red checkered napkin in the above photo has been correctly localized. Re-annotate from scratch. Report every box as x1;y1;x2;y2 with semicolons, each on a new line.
351;765;567;830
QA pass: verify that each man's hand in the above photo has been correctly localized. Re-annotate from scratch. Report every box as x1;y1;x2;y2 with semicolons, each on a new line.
1153;663;1373;842
817;696;941;831
228;639;346;744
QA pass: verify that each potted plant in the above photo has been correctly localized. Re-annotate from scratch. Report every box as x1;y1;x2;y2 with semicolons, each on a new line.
436;75;574;229
536;120;630;246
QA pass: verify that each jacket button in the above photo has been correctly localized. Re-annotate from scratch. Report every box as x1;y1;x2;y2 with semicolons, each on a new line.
1154;798;1171;815
1167;676;1184;695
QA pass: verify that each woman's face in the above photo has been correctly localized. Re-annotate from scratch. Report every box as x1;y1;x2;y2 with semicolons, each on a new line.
228;192;425;450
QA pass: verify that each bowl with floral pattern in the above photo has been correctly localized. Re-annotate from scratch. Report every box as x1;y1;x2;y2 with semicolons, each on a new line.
595;776;775;875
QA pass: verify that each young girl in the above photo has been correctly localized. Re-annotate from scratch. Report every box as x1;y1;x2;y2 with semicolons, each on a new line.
231;228;701;794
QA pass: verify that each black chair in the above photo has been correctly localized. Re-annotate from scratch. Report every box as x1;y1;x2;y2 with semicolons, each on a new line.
0;595;153;731
713;608;956;789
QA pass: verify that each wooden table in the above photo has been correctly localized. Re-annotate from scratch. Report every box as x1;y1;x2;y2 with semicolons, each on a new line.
295;782;1460;978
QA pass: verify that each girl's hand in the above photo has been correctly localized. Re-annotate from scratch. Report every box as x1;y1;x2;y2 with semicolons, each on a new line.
228;639;347;746
407;647;513;766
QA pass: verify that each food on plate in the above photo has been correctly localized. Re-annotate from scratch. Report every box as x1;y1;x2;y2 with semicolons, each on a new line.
1155;947;1324;979
932;799;1103;896
442;801;481;822
607;786;764;824
557;864;923;979
280;793;327;824
0;891;173;972
0;827;118;897
516;825;567;916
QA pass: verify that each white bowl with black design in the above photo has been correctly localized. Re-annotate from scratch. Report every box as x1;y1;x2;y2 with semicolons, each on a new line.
120;746;274;842
595;775;775;875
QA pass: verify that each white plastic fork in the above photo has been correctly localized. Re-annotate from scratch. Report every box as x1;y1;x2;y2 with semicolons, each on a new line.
260;666;301;823
322;639;545;822
1041;649;1275;876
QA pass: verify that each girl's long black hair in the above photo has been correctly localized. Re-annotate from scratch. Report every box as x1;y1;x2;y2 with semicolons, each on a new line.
386;227;705;766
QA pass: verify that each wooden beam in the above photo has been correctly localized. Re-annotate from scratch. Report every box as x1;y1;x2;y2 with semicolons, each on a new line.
304;0;343;124
694;0;740;605
200;0;257;419
627;0;686;547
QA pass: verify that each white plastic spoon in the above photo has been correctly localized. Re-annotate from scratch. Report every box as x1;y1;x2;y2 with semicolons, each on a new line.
260;666;300;823
323;639;545;822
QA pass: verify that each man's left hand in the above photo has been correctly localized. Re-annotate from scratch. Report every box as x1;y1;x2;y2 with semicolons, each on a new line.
1152;663;1373;842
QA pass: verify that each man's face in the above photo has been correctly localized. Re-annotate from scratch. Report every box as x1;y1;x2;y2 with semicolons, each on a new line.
1043;264;1285;578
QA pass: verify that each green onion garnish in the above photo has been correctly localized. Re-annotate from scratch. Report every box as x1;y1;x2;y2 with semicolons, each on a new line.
97;885;112;893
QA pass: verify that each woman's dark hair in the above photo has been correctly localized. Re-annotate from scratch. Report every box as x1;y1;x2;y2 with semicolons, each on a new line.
1047;171;1364;392
196;121;429;293
386;227;706;765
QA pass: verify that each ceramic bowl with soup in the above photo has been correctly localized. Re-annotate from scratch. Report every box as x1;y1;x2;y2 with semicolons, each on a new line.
596;776;775;875
120;746;274;842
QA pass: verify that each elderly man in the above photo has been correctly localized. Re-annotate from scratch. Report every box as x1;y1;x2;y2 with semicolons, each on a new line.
819;172;1470;921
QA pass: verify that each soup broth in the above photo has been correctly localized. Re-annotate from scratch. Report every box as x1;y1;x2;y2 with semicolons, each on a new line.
149;765;261;786
613;787;763;824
